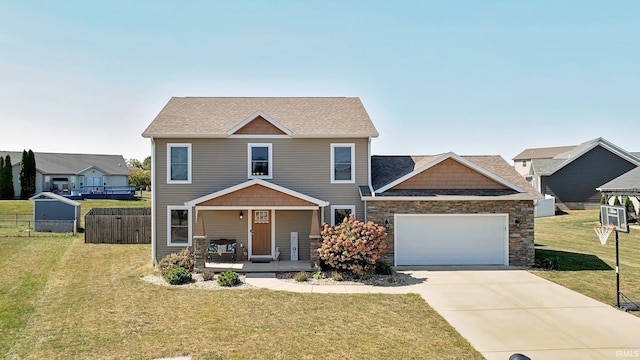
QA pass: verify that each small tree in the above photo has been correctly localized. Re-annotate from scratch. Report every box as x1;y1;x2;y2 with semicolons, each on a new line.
625;196;636;216
0;155;15;199
613;196;622;206
318;214;387;276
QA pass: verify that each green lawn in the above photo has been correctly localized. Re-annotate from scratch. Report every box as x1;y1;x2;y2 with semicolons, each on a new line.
533;210;640;311
0;235;482;359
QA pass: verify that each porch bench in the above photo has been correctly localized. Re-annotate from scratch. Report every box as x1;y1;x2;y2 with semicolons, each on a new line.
206;238;237;263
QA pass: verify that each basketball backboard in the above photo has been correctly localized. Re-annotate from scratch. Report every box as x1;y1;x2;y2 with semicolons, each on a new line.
601;205;629;233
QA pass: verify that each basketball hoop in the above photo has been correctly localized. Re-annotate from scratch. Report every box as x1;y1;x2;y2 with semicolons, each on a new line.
594;225;615;245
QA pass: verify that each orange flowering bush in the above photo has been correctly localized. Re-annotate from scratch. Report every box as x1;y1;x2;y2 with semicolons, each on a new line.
318;214;387;276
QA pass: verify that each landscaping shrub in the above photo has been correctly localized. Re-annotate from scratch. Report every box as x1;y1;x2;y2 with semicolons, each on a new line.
625;196;636;220
165;267;192;285
217;271;240;287
535;257;558;270
293;271;308;282
331;272;344;281
158;248;195;275
374;259;394;275
312;271;326;280
202;270;216;281
318;214;387;276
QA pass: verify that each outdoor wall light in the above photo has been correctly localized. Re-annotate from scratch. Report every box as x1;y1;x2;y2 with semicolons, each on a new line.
239;211;243;220
385;219;389;226
514;218;520;228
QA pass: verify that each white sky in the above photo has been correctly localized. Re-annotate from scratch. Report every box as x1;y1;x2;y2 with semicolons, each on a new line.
2;1;639;163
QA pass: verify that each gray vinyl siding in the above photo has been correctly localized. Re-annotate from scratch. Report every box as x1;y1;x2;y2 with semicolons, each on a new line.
541;146;637;204
274;210;313;261
153;137;369;261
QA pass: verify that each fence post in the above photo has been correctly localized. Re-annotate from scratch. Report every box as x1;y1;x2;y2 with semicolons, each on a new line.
28;221;31;237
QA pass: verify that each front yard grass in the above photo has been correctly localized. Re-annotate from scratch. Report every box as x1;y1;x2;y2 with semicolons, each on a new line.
534;210;640;312
1;235;482;359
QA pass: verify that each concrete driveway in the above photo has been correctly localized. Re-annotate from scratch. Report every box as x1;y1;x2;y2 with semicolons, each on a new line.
402;269;640;360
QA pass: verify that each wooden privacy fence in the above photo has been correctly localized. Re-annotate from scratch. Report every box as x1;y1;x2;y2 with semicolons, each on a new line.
85;208;151;244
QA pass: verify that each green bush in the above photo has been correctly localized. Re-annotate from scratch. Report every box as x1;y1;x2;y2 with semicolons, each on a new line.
217;271;240;287
158;248;195;275
165;267;192;285
331;272;344;281
374;259;394;275
293;271;308;282
535;257;558;270
202;270;216;281
312;271;326;280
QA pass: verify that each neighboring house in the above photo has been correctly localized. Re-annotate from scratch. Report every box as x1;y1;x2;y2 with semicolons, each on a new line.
142;97;541;267
512;145;575;178
0;151;130;198
517;138;640;209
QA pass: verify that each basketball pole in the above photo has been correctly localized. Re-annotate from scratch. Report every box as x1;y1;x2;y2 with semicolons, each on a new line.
616;229;620;309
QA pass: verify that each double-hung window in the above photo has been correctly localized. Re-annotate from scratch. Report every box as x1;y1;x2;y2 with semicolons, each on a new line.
167;143;192;184
248;143;273;179
167;206;191;246
330;143;355;183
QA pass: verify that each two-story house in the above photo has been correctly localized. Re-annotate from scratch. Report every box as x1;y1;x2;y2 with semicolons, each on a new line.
143;97;541;267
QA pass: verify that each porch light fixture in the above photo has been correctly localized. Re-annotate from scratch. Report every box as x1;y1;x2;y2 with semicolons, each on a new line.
239;211;243;220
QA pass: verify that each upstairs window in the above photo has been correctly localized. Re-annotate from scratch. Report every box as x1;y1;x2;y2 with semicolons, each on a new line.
248;143;273;179
331;144;355;183
522;160;527;167
167;143;192;184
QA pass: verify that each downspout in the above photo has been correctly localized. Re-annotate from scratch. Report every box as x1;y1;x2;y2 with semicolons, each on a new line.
150;138;156;265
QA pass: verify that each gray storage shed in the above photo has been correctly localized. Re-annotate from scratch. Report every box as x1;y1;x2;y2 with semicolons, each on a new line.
29;192;81;233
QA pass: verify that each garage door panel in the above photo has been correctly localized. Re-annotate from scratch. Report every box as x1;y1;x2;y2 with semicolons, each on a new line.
395;214;507;266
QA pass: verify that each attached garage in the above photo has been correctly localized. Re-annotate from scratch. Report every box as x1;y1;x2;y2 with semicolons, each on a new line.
363;153;544;267
394;214;508;266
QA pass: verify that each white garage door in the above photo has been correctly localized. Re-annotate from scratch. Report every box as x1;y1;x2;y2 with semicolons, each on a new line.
395;214;508;266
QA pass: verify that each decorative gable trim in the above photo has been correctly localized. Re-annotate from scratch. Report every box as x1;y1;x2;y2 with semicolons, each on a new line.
548;138;640;176
185;179;330;208
77;165;109;175
227;111;292;137
376;152;526;193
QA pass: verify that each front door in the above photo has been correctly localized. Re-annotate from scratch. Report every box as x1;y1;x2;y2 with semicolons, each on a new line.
252;210;271;256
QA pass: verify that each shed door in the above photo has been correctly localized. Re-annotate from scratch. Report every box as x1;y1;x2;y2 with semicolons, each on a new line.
395;214;508;266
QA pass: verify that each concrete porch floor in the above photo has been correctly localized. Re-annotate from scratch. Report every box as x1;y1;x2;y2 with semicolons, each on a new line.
203;260;314;273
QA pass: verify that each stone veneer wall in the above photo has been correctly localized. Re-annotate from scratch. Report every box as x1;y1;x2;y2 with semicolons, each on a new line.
365;200;535;266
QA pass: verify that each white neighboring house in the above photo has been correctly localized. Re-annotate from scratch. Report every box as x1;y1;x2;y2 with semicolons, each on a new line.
0;151;130;198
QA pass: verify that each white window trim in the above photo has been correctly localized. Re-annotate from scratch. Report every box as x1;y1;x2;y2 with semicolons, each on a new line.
330;143;355;184
166;143;192;184
331;205;356;226
248;143;273;179
167;205;192;247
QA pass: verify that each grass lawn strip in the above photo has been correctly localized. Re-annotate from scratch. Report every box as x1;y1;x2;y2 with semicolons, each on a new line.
533;210;640;315
1;235;482;359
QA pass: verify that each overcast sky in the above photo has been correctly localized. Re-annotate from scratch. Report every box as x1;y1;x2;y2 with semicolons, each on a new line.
2;1;638;163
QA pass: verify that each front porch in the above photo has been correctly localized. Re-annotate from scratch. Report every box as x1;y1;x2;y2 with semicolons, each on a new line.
203;260;314;273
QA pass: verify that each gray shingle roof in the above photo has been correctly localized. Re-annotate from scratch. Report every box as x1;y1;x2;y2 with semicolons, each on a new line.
371;154;541;199
0;151;129;176
597;167;640;194
528;138;640;176
142;97;379;138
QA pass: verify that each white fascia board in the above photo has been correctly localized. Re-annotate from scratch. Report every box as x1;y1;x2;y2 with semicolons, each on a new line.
195;205;320;211
29;192;81;206
376;152;526;193
185;179;330;208
226;111;292;136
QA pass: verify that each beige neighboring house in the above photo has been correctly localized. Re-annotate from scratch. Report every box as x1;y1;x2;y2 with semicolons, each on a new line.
512;145;576;178
142;97;541;267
